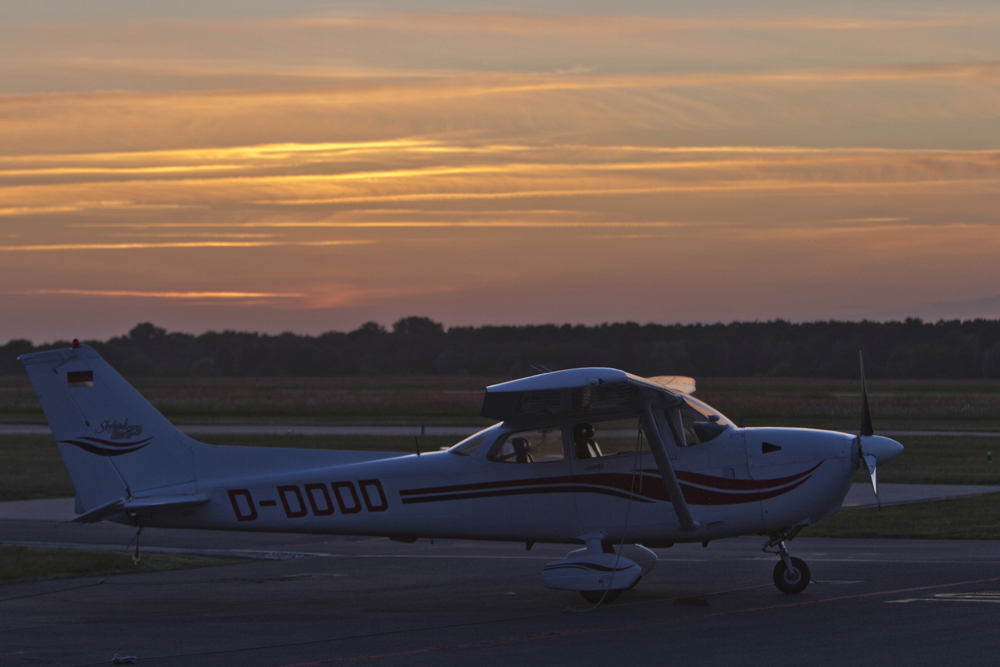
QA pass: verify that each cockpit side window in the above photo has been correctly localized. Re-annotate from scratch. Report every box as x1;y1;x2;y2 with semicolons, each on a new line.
571;418;648;460
667;396;732;447
489;427;564;463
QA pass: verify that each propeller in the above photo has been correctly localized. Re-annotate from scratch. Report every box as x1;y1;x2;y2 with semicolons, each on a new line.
860;352;873;438
855;351;904;509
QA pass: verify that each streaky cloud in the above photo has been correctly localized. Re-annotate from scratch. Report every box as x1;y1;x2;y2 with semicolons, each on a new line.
17;289;304;299
0;240;373;252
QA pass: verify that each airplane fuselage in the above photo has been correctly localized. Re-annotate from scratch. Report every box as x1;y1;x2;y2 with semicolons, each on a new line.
131;423;860;545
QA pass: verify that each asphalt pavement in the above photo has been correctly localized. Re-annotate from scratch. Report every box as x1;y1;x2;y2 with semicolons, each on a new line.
1;520;999;667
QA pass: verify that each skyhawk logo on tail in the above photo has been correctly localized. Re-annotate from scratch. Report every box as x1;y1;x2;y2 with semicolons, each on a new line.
59;436;152;457
95;419;143;440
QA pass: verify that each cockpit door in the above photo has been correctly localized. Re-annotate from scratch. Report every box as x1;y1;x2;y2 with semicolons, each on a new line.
468;424;579;541
569;415;670;534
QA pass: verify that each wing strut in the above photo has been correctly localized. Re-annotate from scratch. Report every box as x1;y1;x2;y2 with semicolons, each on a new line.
640;404;701;533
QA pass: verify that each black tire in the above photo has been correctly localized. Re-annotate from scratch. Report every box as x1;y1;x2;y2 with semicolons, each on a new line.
773;557;810;594
580;589;622;604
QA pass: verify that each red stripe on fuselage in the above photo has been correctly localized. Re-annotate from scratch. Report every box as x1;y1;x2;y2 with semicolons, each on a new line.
399;463;820;506
674;462;822;490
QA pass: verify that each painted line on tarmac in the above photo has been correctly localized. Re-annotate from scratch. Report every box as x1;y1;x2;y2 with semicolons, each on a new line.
4;540;997;565
0;540;321;561
7;540;1000;566
0;540;559;561
275;576;1000;665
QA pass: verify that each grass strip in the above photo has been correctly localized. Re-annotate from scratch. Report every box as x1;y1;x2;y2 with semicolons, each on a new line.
0;544;241;581
0;435;76;500
861;435;1000;485
804;492;1000;540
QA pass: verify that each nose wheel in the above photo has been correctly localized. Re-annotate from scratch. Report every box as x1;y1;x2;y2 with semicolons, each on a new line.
773;555;810;594
764;530;810;594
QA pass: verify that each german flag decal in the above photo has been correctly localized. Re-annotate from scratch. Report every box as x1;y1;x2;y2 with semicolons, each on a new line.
67;370;94;388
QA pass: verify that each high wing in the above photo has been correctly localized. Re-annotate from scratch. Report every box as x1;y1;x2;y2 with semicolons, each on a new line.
644;375;696;396
480;367;688;422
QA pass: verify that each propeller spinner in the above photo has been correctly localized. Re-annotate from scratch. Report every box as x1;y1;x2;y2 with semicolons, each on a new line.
855;352;904;508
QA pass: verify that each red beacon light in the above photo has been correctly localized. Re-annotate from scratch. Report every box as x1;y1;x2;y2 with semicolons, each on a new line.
72;339;80;349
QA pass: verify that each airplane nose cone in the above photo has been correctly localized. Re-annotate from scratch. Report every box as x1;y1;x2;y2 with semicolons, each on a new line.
863;435;904;464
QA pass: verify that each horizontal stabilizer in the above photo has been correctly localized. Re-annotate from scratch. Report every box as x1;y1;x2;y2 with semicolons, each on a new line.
72;494;209;524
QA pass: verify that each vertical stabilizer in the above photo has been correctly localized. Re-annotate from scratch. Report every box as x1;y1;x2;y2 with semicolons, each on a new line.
19;345;201;512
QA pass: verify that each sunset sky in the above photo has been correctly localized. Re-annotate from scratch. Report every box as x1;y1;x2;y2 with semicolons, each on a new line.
2;1;999;343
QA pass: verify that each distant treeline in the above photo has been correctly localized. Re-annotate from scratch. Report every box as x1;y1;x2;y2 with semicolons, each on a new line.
4;317;1000;379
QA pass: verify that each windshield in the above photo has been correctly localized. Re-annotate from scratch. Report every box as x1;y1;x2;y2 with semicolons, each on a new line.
449;425;499;456
683;395;734;428
672;395;734;446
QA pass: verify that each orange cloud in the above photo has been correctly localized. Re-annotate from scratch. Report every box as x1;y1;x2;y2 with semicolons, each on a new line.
18;289;304;299
81;221;700;229
2;140;997;219
1;57;998;158
305;13;999;35
0;240;373;252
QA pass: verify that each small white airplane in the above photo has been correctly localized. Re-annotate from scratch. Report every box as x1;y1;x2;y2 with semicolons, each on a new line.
20;342;902;603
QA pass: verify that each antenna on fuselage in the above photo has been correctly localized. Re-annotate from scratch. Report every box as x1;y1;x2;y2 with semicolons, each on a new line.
414;436;421;457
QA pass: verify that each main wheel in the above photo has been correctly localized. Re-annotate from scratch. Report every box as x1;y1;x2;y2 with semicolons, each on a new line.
773;557;810;594
580;589;622;604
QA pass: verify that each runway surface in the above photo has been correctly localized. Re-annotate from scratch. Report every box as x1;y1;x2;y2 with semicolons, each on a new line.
2;518;999;667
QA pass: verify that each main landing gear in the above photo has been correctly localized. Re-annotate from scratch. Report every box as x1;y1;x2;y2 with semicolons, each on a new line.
764;529;810;595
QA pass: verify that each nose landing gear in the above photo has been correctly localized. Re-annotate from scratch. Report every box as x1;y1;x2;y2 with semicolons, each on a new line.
764;529;810;594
